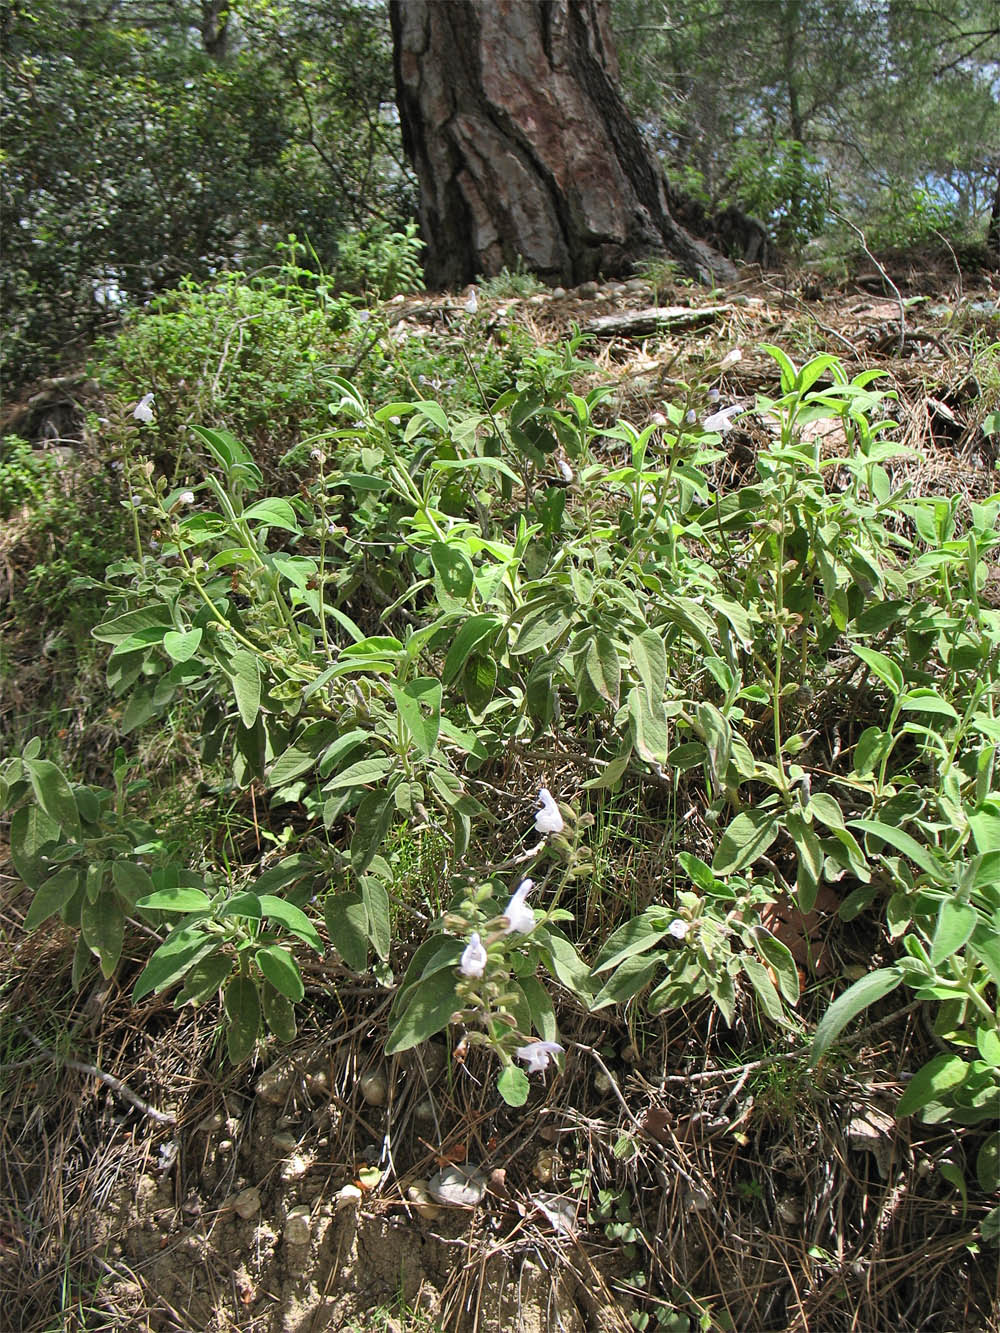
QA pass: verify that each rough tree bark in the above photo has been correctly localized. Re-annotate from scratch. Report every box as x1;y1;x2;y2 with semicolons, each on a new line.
388;0;739;288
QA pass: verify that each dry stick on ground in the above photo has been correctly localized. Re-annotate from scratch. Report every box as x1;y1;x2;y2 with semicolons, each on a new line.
831;210;907;354
13;1015;176;1126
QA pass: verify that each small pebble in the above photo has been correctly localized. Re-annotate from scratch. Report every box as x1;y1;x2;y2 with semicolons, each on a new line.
359;1071;388;1107
407;1180;445;1221
229;1187;262;1220
284;1205;311;1246
428;1165;487;1207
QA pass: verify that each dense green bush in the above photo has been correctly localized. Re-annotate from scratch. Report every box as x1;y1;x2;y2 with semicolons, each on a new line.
1;0;409;394
4;341;998;1174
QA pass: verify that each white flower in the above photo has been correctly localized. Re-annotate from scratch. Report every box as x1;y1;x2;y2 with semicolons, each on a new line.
516;1040;564;1074
133;393;155;424
668;919;690;940
557;458;574;482
650;412;668;427
459;932;487;978
310;448;325;463
702;403;744;434
178;490;195;506
503;879;535;934
720;348;743;370
463;288;479;314
534;788;564;836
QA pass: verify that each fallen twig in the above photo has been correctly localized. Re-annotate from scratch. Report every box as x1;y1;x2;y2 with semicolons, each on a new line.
14;1016;176;1126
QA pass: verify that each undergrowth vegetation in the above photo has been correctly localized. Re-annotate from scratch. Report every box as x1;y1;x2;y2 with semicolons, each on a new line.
2;259;999;1330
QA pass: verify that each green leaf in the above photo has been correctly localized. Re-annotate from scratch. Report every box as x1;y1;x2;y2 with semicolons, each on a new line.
853;726;891;777
225;976;261;1063
430;541;474;605
850;819;946;883
351;787;397;874
808;792;846;830
323;756;393;792
10;804;61;889
970;925;1000;988
518;974;557;1042
257;895;322;951
227;650;261;729
391;677;442;757
384;968;459;1054
582;752;630;791
112;860;154;905
256;945;304;1002
752;929;800;1005
896;1054;968;1119
442;614;501;685
900;689;959;721
462;653;497;718
179;953;233;1006
511;600;574;655
629;686;670;766
977;1132;1000;1193
324;892;369;972
976;1027;1000;1066
787;810;823;913
224;891;263;917
138;887;213;913
968;802;1000;855
540;927;593;997
191;424;255;471
243;498;301;533
361;875;392;960
24;867;82;931
163;628;203;662
585;631;621;706
121;682;158;734
25;759;81;839
712;811;780;876
261;980;297;1042
133;924;216;1000
591;953;661;1010
811;968;902;1066
497;1065;530;1107
592;912;669;973
930;900;977;966
741;955;786;1025
851;645;903;696
92;606;173;645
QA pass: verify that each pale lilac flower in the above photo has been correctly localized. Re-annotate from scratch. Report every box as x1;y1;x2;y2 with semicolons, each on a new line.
557;459;574;482
503;879;535;934
702;403;744;434
685;408;697;425
708;388;720;403
133;393;155;424
516;1040;564;1074
178;490;195;506
534;788;564;836
459;932;487;979
668;919;690;940
650;412;668;427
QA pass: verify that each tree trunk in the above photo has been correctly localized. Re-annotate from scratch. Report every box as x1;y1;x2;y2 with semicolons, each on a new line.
388;0;738;288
